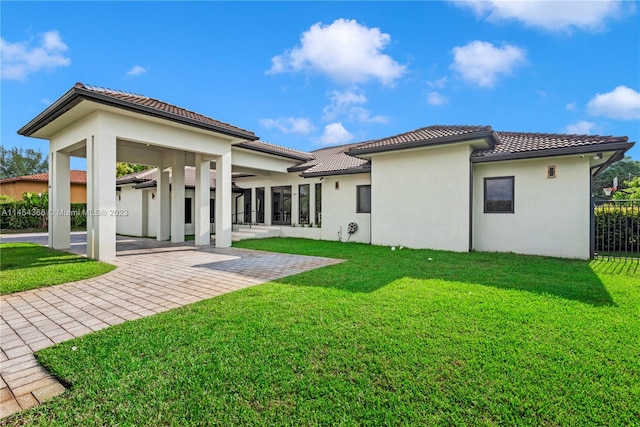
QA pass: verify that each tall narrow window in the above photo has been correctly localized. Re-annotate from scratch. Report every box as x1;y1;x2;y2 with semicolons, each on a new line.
484;177;514;213
209;199;215;223
356;185;371;213
315;183;322;224
185;197;192;224
299;184;310;224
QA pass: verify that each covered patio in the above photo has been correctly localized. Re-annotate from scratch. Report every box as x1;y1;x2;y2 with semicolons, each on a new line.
18;83;302;261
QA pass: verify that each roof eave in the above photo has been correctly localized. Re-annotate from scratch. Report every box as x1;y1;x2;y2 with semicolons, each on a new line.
346;129;497;157
301;167;371;178
234;143;313;162
19;86;258;141
471;141;634;163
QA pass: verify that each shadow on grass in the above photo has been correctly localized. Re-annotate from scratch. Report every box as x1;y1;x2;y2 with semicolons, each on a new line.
0;244;91;271
235;238;616;307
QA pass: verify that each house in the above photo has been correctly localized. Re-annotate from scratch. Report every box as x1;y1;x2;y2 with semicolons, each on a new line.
0;170;87;202
18;83;634;260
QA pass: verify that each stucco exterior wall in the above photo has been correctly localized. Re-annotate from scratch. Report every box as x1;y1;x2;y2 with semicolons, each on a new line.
116;185;145;236
472;156;591;259
370;144;472;251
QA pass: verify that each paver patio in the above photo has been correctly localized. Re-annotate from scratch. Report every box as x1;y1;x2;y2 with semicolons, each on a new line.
0;234;341;418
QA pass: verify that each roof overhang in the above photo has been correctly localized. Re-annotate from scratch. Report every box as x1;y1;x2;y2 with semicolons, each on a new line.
471;141;634;165
18;85;258;141
347;129;499;158
300;165;371;178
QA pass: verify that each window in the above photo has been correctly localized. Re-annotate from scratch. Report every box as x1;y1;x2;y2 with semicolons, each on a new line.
209;199;215;223
357;185;371;213
484;177;514;213
299;184;310;224
185;198;192;223
315;183;322;224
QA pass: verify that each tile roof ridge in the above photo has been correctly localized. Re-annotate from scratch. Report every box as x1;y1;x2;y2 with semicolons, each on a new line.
249;140;313;156
496;129;628;141
76;82;148;100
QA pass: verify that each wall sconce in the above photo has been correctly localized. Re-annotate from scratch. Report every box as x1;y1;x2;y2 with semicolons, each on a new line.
335;181;340;190
547;165;556;178
593;153;603;160
152;192;156;199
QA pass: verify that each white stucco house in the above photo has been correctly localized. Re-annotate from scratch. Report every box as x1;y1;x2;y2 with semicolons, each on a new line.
19;83;635;260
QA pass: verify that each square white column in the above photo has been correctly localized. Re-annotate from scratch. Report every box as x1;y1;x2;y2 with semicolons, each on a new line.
170;151;185;243
194;154;211;246
48;150;70;250
156;166;170;241
86;134;117;261
215;150;232;248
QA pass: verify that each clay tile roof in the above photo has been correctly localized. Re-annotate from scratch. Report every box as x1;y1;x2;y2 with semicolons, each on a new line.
472;131;630;157
0;170;86;184
295;142;371;177
235;140;314;161
348;125;494;154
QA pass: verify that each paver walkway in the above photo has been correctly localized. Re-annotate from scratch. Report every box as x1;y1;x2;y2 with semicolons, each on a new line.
0;235;341;418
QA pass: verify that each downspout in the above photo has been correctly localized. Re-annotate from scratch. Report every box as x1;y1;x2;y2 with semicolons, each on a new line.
468;158;474;252
589;163;601;259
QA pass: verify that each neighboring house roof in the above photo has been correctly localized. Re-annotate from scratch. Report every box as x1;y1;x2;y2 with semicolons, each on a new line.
18;83;258;141
291;143;371;177
235;140;314;162
0;170;87;184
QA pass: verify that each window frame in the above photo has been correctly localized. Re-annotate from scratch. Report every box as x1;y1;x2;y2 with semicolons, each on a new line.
483;176;515;214
356;185;371;213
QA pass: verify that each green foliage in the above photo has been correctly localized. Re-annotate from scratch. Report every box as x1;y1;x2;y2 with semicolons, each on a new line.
116;162;152;177
0;192;86;230
593;156;640;200
10;240;640;426
0;146;48;179
594;203;640;254
613;176;640;200
0;194;14;203
0;243;115;294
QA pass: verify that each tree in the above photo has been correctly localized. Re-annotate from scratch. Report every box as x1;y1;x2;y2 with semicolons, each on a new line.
116;163;152;177
593;156;640;200
613;176;640;200
0;146;48;179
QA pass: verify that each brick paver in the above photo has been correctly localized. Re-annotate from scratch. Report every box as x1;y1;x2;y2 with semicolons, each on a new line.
0;234;341;418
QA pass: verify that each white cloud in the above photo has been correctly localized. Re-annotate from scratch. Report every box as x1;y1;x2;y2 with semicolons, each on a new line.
566;102;577;111
565;120;596;135
427;76;448;89
587;86;640;120
259;117;316;134
127;65;147;76
323;89;367;120
456;0;626;32
317;122;354;145
450;40;527;88
268;18;406;86
1;30;70;80
322;89;389;124
427;91;448;106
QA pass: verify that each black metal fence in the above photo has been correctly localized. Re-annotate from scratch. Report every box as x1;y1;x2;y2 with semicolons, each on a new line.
593;200;640;258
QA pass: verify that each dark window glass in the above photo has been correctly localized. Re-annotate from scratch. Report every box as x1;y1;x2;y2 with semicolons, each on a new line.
357;185;371;213
299;184;310;224
484;177;514;213
315;183;322;224
185;198;192;224
209;199;215;222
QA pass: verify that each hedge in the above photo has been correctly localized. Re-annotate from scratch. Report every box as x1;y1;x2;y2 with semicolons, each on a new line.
0;192;86;230
594;202;640;254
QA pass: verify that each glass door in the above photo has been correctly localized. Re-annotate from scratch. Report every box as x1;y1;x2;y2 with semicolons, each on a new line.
256;187;265;223
272;186;292;225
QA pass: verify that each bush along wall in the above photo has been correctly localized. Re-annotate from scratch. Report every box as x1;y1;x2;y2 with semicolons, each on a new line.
594;201;640;255
0;192;87;230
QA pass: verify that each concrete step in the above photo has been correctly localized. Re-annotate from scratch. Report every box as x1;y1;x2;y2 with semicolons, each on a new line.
236;225;281;238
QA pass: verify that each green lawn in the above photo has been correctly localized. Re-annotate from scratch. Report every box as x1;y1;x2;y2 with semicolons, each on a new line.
5;239;639;426
0;243;116;295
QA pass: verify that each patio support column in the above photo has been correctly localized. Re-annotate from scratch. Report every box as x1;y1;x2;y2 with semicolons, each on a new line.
156;166;170;241
215;149;232;247
86;133;117;261
48;150;70;250
171;151;185;243
194;154;211;246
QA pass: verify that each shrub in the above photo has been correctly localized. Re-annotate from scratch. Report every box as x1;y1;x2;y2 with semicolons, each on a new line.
594;202;640;254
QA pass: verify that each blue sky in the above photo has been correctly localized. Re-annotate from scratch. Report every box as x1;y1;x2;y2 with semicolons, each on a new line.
2;1;639;170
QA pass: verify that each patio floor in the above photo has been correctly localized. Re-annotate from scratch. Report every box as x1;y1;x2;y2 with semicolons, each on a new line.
0;234;342;418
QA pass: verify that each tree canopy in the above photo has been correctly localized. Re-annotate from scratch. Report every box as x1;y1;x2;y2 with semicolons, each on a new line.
0;146;48;179
593;156;640;200
116;163;152;178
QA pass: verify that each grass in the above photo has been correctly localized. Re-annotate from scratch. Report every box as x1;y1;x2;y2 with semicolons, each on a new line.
0;243;116;295
4;239;639;426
